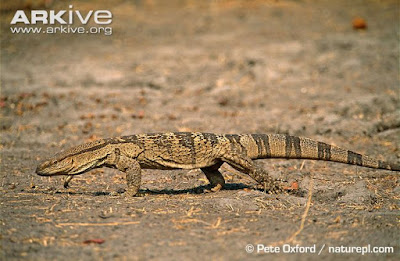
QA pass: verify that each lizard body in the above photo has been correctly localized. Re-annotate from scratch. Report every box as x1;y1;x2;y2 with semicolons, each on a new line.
35;132;399;196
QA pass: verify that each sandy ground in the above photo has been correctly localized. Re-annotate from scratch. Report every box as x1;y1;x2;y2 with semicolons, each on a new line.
1;0;399;260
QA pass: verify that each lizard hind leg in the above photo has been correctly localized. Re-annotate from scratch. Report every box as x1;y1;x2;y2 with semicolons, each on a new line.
250;164;284;194
201;162;225;192
221;153;283;193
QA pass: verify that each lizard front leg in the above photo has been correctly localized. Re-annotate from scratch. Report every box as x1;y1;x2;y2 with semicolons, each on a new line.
63;175;73;188
116;156;141;196
109;148;142;196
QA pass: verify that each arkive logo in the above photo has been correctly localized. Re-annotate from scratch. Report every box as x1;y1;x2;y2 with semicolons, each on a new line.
9;5;113;36
10;5;112;25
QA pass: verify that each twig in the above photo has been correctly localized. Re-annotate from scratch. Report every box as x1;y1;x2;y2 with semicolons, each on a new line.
299;160;306;170
286;174;314;243
270;175;314;246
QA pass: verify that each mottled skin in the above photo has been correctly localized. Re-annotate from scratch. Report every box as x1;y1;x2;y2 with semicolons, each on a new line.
36;132;399;196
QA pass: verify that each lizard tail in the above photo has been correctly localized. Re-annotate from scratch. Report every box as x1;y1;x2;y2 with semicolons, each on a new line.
247;134;399;172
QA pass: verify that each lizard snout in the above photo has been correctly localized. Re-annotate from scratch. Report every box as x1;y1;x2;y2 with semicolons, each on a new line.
35;160;53;176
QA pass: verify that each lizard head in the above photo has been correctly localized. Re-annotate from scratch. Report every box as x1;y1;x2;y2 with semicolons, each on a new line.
36;139;109;176
35;156;75;176
36;151;106;176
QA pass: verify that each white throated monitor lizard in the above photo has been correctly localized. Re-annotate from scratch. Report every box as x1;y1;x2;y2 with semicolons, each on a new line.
35;132;399;196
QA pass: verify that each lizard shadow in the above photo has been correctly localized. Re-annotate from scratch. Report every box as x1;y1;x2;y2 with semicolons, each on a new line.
144;183;252;195
28;183;262;196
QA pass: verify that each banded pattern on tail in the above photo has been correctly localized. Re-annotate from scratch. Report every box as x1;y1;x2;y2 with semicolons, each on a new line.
226;134;399;171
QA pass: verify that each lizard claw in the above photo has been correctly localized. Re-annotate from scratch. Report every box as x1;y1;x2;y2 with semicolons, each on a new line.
203;183;223;193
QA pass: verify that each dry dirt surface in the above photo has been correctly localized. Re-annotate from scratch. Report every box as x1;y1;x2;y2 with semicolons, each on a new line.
1;0;399;260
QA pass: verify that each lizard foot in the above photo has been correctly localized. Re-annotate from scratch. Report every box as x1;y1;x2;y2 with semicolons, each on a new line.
203;183;223;193
123;189;145;197
109;188;144;197
256;181;285;194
